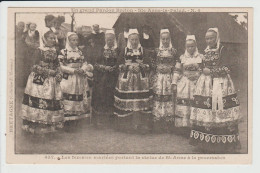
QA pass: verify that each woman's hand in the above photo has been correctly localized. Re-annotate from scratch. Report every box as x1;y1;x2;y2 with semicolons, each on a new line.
141;63;150;72
41;68;49;78
110;66;117;72
31;65;38;73
86;64;94;72
74;68;84;75
119;64;127;72
49;69;57;77
78;69;85;75
139;63;147;69
74;69;79;74
136;59;143;64
34;65;44;74
108;66;116;72
104;66;111;71
95;64;104;71
203;67;211;75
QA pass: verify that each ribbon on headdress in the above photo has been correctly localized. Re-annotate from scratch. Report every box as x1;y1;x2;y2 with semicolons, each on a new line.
204;28;223;112
212;78;224;112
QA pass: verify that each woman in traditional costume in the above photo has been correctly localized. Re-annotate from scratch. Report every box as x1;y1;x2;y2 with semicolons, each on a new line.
172;35;204;136
114;29;152;133
58;32;93;131
44;14;65;52
24;23;40;50
189;28;241;153
21;30;64;135
23;23;40;82
53;16;66;50
151;29;178;133
92;30;119;128
16;22;28;87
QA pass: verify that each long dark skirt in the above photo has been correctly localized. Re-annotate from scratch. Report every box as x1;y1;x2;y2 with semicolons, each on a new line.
92;70;118;128
152;117;174;134
92;109;116;129
23;47;38;86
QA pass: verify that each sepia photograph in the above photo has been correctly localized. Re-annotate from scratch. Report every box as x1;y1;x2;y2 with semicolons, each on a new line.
4;6;252;164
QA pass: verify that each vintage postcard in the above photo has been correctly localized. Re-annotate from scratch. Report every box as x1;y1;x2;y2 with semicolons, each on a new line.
5;6;252;164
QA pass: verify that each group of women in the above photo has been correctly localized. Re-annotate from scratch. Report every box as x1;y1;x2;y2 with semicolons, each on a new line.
20;23;241;153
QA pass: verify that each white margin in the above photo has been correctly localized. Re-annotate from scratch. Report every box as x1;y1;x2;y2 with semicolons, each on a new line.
0;0;259;173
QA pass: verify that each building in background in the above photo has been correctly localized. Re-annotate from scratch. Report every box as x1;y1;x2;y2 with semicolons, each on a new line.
113;12;248;82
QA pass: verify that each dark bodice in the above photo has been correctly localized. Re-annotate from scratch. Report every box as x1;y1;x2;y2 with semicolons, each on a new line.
103;48;118;66
156;56;176;65
203;45;232;78
32;48;61;85
151;48;178;74
124;47;144;63
155;48;177;64
58;49;84;64
38;48;59;70
204;46;224;69
93;48;118;75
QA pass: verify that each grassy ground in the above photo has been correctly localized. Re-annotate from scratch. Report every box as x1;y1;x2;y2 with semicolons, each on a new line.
15;84;248;154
